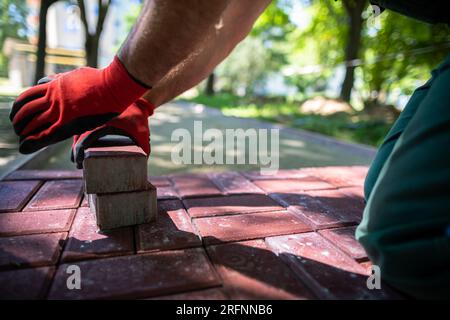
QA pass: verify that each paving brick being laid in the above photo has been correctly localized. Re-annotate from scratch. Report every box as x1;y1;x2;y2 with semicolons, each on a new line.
23;179;83;211
194;210;311;245
170;174;223;198
0;209;75;236
61;207;134;262
184;194;283;218
266;232;401;299
136;200;202;252
0;166;409;300
88;182;157;230
207;240;314;299
319;226;368;262
83;146;148;194
0;233;66;270
0;180;41;212
48;248;220;299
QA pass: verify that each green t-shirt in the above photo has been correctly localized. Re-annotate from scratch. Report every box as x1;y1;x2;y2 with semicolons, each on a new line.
370;0;449;24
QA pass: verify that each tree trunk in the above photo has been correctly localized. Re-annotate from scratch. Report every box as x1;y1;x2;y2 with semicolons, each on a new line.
78;0;110;68
34;0;57;84
340;0;367;103
85;35;100;67
205;72;215;96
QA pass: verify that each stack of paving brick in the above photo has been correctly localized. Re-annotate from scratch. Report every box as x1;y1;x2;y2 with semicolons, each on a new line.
83;145;157;230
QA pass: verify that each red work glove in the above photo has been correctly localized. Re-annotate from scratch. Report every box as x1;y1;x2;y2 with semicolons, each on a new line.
9;56;149;154
71;98;155;169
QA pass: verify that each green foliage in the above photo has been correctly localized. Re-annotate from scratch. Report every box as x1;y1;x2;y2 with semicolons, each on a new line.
216;37;270;95
183;92;392;146
0;0;28;76
360;11;450;103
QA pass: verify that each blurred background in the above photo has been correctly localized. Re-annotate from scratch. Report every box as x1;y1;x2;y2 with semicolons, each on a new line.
0;0;449;177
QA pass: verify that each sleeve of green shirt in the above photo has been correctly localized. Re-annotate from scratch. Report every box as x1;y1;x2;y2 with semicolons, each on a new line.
370;0;450;24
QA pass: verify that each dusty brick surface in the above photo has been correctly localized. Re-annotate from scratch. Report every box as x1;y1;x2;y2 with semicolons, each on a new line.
208;172;264;194
1;166;408;300
266;233;399;299
0;267;54;299
48;248;220;299
171;174;222;198
319;226;368;261
207;240;314;299
184;194;283;218
62;207;134;262
241;169;310;180
23;180;83;211
3;170;83;181
149;177;172;187
194;210;311;245
0;209;75;236
151;288;227;300
270;190;362;229
0;233;66;270
302;166;368;188
136;200;201;252
0;180;41;212
253;177;334;193
157;186;179;200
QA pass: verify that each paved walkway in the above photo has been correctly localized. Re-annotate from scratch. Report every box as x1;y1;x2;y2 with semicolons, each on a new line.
12;102;376;176
0;166;403;299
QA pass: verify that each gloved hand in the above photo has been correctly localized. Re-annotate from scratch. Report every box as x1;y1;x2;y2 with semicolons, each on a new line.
9;56;149;154
71;98;155;169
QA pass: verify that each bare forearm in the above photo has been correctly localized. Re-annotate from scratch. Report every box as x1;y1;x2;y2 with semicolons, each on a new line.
118;0;230;86
143;0;271;106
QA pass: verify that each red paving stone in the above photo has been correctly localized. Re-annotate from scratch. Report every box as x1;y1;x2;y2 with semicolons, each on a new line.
0;166;408;300
266;233;400;299
208;172;264;194
241;169;310;180
3;170;83;181
0;233;66;270
0;180;41;212
171;174;222;198
149;176;172;187
253;177;334;193
48;248;220;299
62;207;134;262
136;200;201;252
184;194;283;218
152;288;228;300
157;185;179;200
270;189;362;229
23;179;83;211
0;267;54;299
79;194;89;207
207;240;314;299
194;210;311;245
0;209;75;236
302;166;368;188
319;226;368;262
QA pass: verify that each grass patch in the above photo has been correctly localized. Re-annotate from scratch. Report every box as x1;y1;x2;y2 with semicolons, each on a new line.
182;93;393;147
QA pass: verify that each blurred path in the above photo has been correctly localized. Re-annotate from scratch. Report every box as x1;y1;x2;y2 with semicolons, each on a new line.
1;101;376;176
